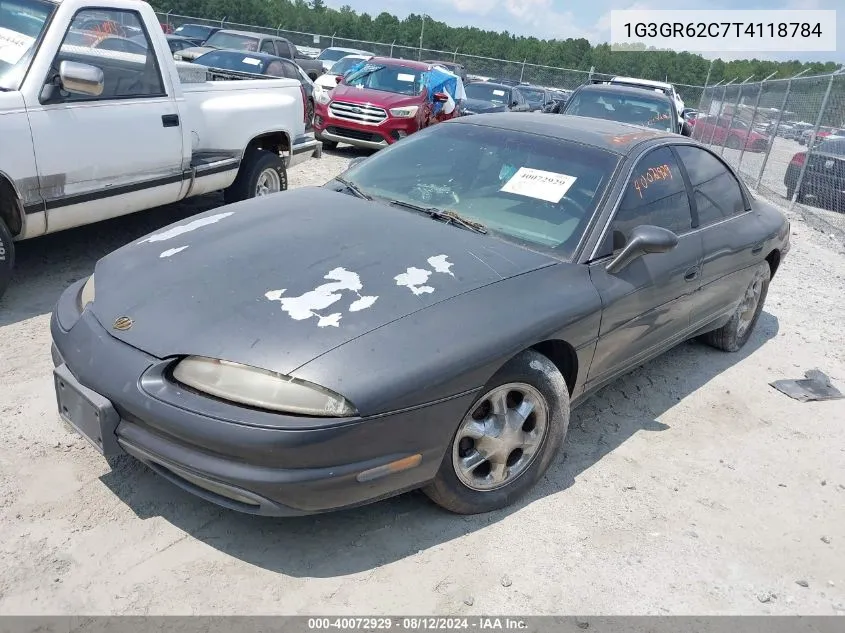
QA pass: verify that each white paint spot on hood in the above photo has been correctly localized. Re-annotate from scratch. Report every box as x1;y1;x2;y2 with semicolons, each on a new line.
138;212;234;244
395;267;434;295
266;267;379;327
159;246;189;258
427;254;454;276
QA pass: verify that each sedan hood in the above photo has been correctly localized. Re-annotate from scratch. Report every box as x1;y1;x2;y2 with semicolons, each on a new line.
332;84;422;108
91;187;555;375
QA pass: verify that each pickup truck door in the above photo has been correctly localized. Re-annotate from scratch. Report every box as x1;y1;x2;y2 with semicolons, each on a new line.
22;7;186;234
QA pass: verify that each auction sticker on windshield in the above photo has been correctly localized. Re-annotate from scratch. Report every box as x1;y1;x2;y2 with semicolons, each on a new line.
242;57;261;65
397;73;415;82
493;90;505;96
0;28;34;65
500;167;577;203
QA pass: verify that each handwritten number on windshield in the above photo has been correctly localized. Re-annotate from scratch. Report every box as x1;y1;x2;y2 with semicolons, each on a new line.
632;164;672;198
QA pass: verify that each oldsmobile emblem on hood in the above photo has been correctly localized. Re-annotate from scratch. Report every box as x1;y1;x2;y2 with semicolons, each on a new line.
113;316;133;331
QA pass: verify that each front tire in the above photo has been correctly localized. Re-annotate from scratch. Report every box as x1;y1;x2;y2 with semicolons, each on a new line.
0;217;15;301
700;261;771;352
223;149;287;205
423;350;570;514
726;135;742;150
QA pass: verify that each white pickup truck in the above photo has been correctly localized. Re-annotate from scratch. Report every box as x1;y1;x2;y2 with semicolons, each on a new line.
0;0;321;299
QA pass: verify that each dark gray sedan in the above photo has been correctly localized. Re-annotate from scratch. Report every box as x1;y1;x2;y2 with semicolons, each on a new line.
51;114;790;517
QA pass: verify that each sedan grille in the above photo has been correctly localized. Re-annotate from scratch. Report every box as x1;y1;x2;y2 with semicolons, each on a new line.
329;101;387;125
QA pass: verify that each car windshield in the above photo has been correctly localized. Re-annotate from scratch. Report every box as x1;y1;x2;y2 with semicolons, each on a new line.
341;123;620;259
343;62;424;95
330;55;365;75
204;31;260;51
465;83;511;104
520;88;546;103
566;90;675;132
173;24;213;39
318;48;353;62
194;51;268;74
0;0;55;90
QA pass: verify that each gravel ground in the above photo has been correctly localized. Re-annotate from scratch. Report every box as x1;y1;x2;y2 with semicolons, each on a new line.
1;146;844;616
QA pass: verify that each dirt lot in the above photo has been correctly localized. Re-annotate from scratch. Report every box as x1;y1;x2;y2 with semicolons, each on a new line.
1;148;844;616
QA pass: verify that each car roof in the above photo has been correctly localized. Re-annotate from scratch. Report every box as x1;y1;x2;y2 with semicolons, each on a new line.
216;29;278;39
611;76;673;89
575;83;675;103
326;46;373;53
466;81;513;90
450;112;672;155
368;57;431;70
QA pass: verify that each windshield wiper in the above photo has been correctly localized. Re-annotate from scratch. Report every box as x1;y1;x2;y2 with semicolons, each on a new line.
335;176;372;200
388;199;487;234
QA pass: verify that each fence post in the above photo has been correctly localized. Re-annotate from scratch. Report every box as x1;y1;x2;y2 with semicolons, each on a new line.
418;14;425;61
165;9;171;29
276;23;282;36
737;71;776;176
707;79;734;147
390;40;395;57
519;59;527;83
698;59;714;109
331;32;335;46
755;68;808;190
789;68;841;209
721;75;754;156
220;16;227;27
587;66;594;83
453;47;459;62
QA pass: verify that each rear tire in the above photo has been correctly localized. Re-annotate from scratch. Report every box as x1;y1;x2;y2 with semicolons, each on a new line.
700;261;771;352
0;217;14;301
423;350;570;514
726;135;742;150
223;149;287;205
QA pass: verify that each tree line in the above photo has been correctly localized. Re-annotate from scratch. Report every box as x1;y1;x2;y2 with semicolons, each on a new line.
149;0;841;96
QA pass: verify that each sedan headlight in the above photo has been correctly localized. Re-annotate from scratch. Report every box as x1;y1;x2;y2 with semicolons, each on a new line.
79;274;95;310
173;53;183;61
172;356;357;417
389;105;419;118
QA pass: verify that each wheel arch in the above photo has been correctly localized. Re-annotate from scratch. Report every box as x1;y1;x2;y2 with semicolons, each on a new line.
242;130;291;159
766;249;781;279
0;173;24;237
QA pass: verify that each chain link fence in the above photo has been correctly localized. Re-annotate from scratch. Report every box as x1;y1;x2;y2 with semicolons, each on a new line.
157;12;709;97
695;70;845;241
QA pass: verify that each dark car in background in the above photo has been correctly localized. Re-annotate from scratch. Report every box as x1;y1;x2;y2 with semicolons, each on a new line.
561;83;689;135
545;89;571;113
422;59;467;81
462;81;532;115
130;33;203;55
516;84;551;111
172;23;221;43
784;136;845;211
51;114;789;517
193;49;316;123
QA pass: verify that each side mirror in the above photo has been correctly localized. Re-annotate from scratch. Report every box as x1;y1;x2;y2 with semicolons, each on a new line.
335;74;343;83
606;225;678;274
433;92;449;103
58;60;104;96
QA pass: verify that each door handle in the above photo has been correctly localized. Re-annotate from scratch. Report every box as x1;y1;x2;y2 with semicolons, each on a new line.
684;266;700;282
162;114;180;128
751;243;764;255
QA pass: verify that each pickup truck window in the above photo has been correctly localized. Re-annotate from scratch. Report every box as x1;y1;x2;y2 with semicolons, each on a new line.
260;40;275;55
51;9;165;101
0;0;55;91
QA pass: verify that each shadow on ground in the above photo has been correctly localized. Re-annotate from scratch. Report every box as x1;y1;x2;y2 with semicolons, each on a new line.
99;312;779;578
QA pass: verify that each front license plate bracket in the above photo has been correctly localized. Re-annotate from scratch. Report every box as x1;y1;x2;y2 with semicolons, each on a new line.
54;364;123;456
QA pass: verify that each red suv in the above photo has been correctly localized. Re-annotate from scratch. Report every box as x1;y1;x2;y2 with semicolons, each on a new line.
313;57;457;150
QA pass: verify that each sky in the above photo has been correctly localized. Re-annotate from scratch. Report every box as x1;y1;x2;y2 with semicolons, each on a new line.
323;0;844;64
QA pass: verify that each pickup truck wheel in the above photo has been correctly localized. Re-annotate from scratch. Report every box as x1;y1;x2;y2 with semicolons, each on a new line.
0;217;15;301
224;150;287;204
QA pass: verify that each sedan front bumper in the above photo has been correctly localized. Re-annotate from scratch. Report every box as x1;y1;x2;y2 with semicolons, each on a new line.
51;281;474;516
